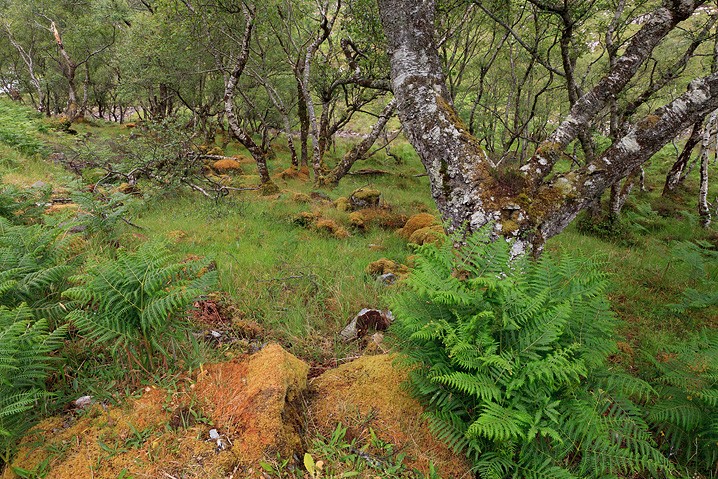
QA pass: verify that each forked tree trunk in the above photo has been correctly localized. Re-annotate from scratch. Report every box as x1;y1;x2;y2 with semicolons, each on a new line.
322;99;396;186
664;121;702;195
378;0;718;253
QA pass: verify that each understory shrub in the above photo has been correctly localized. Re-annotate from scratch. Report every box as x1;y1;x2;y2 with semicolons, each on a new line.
391;229;672;478
63;242;218;371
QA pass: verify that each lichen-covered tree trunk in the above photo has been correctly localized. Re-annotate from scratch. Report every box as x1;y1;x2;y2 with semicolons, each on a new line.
222;6;273;186
322;99;396;186
698;112;715;227
664;121;702;195
378;0;718;253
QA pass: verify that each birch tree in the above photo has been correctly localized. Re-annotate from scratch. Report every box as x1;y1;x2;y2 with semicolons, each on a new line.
379;0;718;253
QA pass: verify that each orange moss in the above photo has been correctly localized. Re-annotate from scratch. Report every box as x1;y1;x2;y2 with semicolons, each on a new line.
212;159;243;173
349;209;408;232
166;230;188;242
44;203;78;214
315;219;350;239
274;166;310;181
1;387;236;479
309;355;473;478
397;213;438;240
194;344;308;465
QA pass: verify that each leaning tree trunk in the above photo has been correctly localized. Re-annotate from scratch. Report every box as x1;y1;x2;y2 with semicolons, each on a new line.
664;121;702;195
323;99;396;186
378;0;718;253
221;6;274;187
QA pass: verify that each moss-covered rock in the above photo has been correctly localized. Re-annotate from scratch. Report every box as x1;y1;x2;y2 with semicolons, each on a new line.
194;344;308;466
365;258;409;277
349;187;381;210
291;192;312;203
315;219;350;239
408;225;445;245
259;181;280;196
309;354;473;478
2;345;309;479
397;213;439;240
334;196;351;212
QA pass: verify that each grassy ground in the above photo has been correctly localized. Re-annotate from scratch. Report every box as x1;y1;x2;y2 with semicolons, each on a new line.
1;97;717;476
2;98;717;367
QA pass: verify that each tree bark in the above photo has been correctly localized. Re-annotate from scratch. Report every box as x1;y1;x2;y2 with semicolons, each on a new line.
664;121;702;194
221;5;273;186
698;112;715;226
379;0;718;253
323;99;396;185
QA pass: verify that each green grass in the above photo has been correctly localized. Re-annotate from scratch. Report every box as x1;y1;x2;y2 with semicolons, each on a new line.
133;191;414;362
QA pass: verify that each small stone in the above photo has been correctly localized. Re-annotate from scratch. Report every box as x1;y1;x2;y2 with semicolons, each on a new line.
377;273;397;285
209;428;220;440
31;181;48;189
73;395;93;408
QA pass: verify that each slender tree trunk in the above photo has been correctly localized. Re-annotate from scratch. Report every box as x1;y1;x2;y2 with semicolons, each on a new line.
297;78;309;167
664;121;702;194
698;112;715;227
609;168;640;217
323;99;396;185
3;26;46;113
50;21;80;120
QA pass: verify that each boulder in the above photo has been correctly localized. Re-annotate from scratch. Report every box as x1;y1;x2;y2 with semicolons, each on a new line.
348;187;381;210
194;344;309;465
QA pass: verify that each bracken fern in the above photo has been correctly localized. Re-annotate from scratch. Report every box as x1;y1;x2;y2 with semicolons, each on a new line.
390;227;672;478
63;242;217;370
0;305;67;466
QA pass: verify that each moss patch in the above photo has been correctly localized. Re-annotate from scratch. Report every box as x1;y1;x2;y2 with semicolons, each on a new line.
308;354;473;478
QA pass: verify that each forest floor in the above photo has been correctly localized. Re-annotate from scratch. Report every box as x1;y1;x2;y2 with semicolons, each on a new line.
0;99;716;478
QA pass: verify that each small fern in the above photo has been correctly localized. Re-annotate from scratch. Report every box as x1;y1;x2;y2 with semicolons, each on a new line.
0;217;78;323
0;305;67;466
645;330;718;474
391;227;672;478
63;242;217;370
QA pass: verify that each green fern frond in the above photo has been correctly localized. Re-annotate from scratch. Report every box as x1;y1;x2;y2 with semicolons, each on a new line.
390;226;673;478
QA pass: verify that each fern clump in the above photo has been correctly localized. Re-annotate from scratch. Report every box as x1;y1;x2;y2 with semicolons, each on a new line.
646;330;718;474
63;242;217;371
0;305;67;465
0;217;78;323
391;228;671;478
